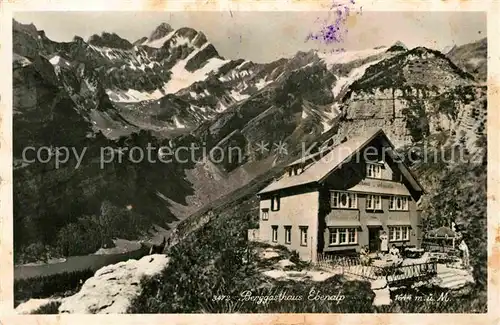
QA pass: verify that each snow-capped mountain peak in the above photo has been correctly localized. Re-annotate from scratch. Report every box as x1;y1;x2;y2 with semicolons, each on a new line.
316;47;389;68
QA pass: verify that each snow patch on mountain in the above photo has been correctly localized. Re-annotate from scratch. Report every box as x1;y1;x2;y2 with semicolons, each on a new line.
88;45;120;60
173;116;186;129
317;47;388;68
301;101;339;134
84;78;98;92
230;89;250;102
162;43;229;94
468;57;485;68
217;101;228;113
130;62;158;71
255;77;273;90
106;40;229;102
190;104;207;113
106;83;169;102
219;69;252;82
320;107;338;134
142;30;175;48
331;59;384;98
49;55;71;68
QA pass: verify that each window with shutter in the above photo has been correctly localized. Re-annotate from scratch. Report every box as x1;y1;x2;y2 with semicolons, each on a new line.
331;191;357;209
389;196;409;211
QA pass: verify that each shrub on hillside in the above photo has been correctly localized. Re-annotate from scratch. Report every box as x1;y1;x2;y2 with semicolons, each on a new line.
54;201;154;257
16;242;49;264
289;250;300;265
56;217;104;257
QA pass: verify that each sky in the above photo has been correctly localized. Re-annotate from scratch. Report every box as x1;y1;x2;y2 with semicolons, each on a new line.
14;11;486;63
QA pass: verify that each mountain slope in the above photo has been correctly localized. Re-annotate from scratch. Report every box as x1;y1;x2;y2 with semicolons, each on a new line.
446;37;487;82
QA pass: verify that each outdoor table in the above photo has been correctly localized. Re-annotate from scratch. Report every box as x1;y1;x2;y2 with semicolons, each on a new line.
373;256;402;268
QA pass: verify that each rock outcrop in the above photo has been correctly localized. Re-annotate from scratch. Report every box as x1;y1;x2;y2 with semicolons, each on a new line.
58;254;169;314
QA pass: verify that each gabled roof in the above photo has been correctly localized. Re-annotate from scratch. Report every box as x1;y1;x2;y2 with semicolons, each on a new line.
258;128;425;195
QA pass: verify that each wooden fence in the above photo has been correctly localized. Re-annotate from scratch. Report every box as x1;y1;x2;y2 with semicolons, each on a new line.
316;253;438;285
316;254;383;280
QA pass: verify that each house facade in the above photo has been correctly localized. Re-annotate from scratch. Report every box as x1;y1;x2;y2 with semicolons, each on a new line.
257;129;425;262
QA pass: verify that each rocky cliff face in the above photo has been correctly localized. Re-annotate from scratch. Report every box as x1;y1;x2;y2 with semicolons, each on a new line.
328;47;485;156
12;53;92;157
59;254;169;313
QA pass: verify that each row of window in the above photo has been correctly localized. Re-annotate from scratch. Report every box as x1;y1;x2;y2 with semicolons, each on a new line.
327;226;411;246
331;191;409;211
270;226;411;247
271;225;308;246
329;228;358;245
263;194;409;220
268;192;410;213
